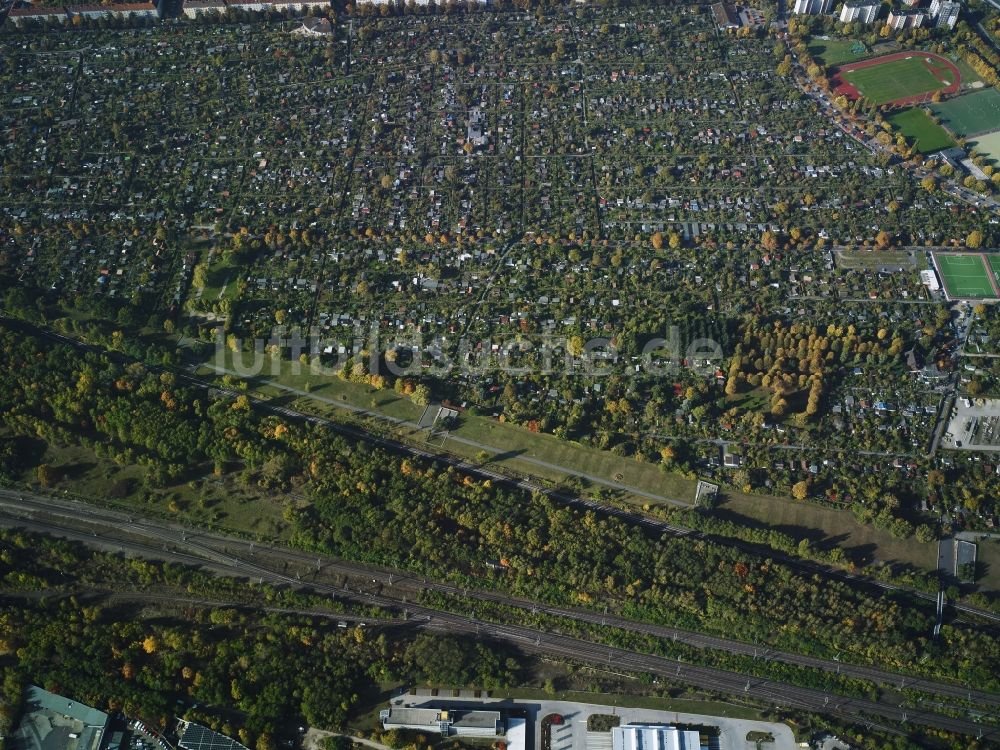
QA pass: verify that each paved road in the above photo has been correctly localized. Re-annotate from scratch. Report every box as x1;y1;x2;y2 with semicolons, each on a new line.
648;434;914;459
3;489;1000;737
929;391;957;458
791;295;939;305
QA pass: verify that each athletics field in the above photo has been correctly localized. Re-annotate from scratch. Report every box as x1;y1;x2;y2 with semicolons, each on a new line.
832;52;960;107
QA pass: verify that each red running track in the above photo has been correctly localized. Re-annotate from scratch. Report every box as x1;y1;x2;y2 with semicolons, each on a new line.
983;253;1000;297
829;51;961;107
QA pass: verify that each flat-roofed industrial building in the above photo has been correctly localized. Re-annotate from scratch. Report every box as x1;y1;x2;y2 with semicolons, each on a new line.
611;724;704;750
379;708;503;738
10;686;110;750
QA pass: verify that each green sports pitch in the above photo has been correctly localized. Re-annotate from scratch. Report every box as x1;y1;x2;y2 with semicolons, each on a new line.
934;253;1000;300
931;89;1000;137
841;57;955;105
990;255;1000;287
807;38;867;67
887;108;955;154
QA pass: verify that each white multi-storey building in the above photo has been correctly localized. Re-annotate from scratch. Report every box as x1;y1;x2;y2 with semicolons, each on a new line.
887;8;924;27
929;0;961;28
792;0;833;15
839;0;880;23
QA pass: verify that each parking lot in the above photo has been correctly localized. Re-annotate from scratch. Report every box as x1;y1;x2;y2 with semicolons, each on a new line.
943;398;1000;451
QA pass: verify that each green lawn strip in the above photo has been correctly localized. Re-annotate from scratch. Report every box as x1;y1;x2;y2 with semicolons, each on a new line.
278;372;423;423
196;348;938;576
281;383;697;506
976;537;1000;594
887;108;956;154
200;348;697;504
199;347;425;421
807;38;867;67
954;57;984;85
200;257;243;303
836;249;916;269
184;247;249;306
447;416;697;501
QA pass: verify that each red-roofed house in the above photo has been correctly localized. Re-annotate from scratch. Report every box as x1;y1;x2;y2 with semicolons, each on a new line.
8;5;66;24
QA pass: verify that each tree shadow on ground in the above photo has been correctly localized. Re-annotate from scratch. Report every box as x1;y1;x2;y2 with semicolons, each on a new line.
481;449;526;465
712;501;881;567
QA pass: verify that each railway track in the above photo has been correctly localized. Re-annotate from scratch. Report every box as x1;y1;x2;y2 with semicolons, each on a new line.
2;490;998;741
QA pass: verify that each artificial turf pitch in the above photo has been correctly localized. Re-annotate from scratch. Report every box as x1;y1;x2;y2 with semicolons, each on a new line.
931;89;1000;137
989;255;1000;290
934;253;999;299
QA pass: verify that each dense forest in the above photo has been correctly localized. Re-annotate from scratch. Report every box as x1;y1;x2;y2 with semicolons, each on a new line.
1;529;983;750
0;322;998;692
0;529;523;750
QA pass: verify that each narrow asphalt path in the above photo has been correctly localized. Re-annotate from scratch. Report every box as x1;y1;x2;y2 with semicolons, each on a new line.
304;728;392;750
201;362;690;508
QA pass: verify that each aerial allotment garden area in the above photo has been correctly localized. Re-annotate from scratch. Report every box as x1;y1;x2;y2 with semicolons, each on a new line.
1;7;998;549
